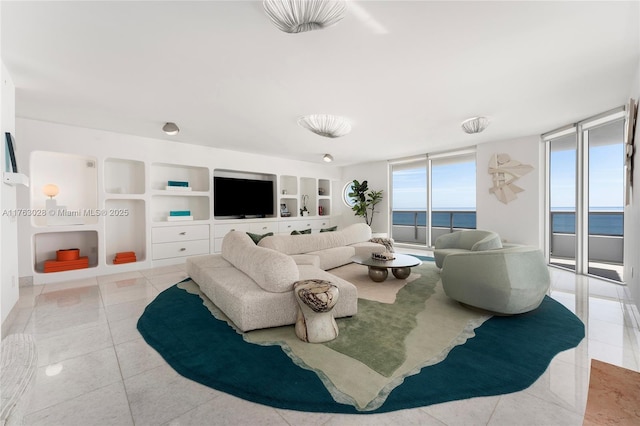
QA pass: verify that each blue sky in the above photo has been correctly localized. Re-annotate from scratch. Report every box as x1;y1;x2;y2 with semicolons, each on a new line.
393;142;623;212
551;143;624;210
393;161;476;210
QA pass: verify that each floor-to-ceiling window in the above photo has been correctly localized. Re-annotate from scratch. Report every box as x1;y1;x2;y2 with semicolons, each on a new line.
544;108;626;282
390;151;476;247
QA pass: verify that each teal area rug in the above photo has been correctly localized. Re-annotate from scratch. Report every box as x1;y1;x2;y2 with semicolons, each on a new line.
137;260;584;414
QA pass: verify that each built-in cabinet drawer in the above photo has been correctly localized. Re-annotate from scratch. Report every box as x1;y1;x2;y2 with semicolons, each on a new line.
152;224;210;243
249;222;278;234
152;239;210;260
152;224;210;260
213;223;251;238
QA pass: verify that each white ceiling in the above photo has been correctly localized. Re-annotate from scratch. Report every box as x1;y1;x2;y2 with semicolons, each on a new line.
2;1;639;166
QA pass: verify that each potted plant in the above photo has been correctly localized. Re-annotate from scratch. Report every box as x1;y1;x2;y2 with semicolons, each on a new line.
348;180;383;227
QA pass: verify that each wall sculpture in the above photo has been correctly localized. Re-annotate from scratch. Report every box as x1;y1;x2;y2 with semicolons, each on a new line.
488;153;533;204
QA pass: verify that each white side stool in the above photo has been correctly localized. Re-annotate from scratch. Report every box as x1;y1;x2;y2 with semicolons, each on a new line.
293;279;339;343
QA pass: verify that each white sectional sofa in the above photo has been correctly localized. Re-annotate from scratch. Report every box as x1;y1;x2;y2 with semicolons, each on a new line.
186;223;385;332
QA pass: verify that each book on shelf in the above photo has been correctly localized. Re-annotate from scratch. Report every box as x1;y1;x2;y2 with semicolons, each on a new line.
169;210;191;216
164;185;192;191
167;180;189;187
166;215;194;221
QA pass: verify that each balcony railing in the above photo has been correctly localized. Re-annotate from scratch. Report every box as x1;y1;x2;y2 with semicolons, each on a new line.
392;210;623;265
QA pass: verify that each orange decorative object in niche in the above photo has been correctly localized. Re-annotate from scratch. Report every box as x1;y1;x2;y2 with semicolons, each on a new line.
113;251;137;264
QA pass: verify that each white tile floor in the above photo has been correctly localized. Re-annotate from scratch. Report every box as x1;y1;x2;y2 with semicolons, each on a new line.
6;253;640;426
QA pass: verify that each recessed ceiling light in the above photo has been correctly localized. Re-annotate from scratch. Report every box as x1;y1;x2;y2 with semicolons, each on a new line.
323;154;334;162
162;122;180;135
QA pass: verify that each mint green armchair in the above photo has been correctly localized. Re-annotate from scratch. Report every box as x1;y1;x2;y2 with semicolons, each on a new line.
440;246;550;315
434;230;502;268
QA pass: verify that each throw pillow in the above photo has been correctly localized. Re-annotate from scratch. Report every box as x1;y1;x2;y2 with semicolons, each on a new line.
246;231;273;244
320;226;337;233
291;229;312;235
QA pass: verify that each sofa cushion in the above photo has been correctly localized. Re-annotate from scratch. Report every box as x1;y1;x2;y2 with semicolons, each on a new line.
307;246;355;270
340;223;372;245
259;231;347;255
246;231;273;244
222;231;299;293
291;229;311;235
320;226;338;232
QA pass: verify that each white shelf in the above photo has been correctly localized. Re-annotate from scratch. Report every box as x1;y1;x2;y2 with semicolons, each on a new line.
104;158;145;194
3;172;29;187
105;199;146;265
151;163;209;192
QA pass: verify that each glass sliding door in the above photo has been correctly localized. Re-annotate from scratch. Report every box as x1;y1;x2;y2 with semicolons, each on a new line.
548;133;578;271
430;153;477;246
390;159;427;245
545;107;626;282
586;119;625;282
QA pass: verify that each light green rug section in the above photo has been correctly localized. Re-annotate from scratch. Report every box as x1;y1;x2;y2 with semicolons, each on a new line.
245;262;491;411
324;265;439;377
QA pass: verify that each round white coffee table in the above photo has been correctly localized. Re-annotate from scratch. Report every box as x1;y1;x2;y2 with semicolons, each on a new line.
351;253;422;282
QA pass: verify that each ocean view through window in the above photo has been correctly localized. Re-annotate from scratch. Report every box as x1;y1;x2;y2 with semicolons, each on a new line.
546;110;625;282
391;153;476;246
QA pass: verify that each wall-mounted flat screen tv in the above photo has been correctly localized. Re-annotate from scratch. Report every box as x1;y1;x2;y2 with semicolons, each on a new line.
214;176;274;218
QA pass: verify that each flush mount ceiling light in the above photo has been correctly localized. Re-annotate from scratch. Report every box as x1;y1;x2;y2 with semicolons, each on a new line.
162;122;180;135
323;154;334;162
461;116;490;134
298;114;351;138
263;0;347;34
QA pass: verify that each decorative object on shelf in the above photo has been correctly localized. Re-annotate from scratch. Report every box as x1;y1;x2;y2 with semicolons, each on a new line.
318;205;323;215
44;248;89;273
165;180;191;191
280;203;290;217
42;184;83;226
461;116;490;134
282;189;287;195
113;251;137;264
162;122;180;135
323;154;334;162
298;114;351;138
263;0;346;34
167;215;193;221
347;179;383;227
169;210;191;217
625;97;638;205
488;153;534;204
300;194;309;216
372;251;395;261
318;187;325;195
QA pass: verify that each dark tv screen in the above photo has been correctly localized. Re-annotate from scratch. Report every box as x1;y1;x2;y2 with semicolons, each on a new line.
214;176;274;217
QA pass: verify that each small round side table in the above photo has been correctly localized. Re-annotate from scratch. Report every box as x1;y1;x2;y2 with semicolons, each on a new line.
293;279;339;343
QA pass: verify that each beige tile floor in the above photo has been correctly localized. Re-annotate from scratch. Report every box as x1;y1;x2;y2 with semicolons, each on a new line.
6;252;640;425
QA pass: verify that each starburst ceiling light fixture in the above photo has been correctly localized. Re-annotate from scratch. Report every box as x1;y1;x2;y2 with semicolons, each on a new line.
298;114;351;138
263;0;347;34
461;116;490;134
162;122;180;135
323;154;334;162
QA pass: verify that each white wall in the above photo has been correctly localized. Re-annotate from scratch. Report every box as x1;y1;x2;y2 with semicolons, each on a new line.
475;136;543;247
338;160;389;234
623;57;640;310
1;61;19;330
16;118;342;282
